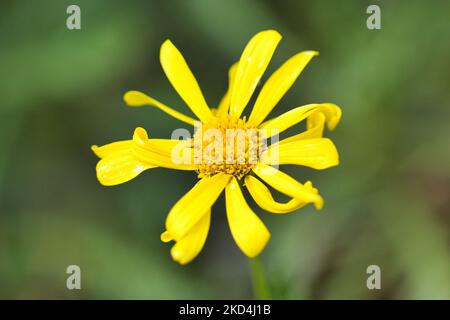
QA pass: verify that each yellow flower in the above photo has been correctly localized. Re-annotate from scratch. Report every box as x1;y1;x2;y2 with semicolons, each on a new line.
92;30;341;265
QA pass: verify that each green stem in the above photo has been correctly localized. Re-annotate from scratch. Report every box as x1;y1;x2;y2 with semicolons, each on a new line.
248;256;270;300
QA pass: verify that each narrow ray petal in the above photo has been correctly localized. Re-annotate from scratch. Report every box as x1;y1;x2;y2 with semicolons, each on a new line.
132;127;197;171
253;164;323;209
123;90;197;126
166;173;231;240
245;175;317;214
226;177;270;257
229;30;282;118
260;103;341;137
161;209;211;265
265;138;339;169
277;111;326;145
248;51;318;126
92;141;133;159
160;40;212;123
91;129;193;186
92;142;155;186
216;62;238;116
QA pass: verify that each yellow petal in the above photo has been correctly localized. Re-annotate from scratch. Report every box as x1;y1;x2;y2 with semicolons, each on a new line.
160;40;212;123
260;103;342;136
93;144;155;186
245;175;317;214
166;173;231;240
265;138;339;169
92;141;133;159
225;177;270;257
160;231;173;243
123;90;197;126
253;164;323;209
248;51;318;126
164;209;211;265
92;129;195;185
132;127;197;171
216;62;238;116
277;111;326;145
229;30;282;117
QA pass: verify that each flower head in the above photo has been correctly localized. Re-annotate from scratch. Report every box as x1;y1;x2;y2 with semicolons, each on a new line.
92;30;341;264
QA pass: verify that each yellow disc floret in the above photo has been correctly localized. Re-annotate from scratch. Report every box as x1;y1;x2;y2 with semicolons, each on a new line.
194;114;263;179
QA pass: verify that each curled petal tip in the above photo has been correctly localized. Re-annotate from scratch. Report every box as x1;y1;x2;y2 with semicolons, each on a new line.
160;231;173;243
314;196;324;210
133;127;149;143
170;248;187;265
327;104;342;131
123;90;152;107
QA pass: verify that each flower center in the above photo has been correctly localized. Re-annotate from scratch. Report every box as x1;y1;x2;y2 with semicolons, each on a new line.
194;114;263;179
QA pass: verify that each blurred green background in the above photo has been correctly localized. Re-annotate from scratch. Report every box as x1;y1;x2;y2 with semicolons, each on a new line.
1;0;449;299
